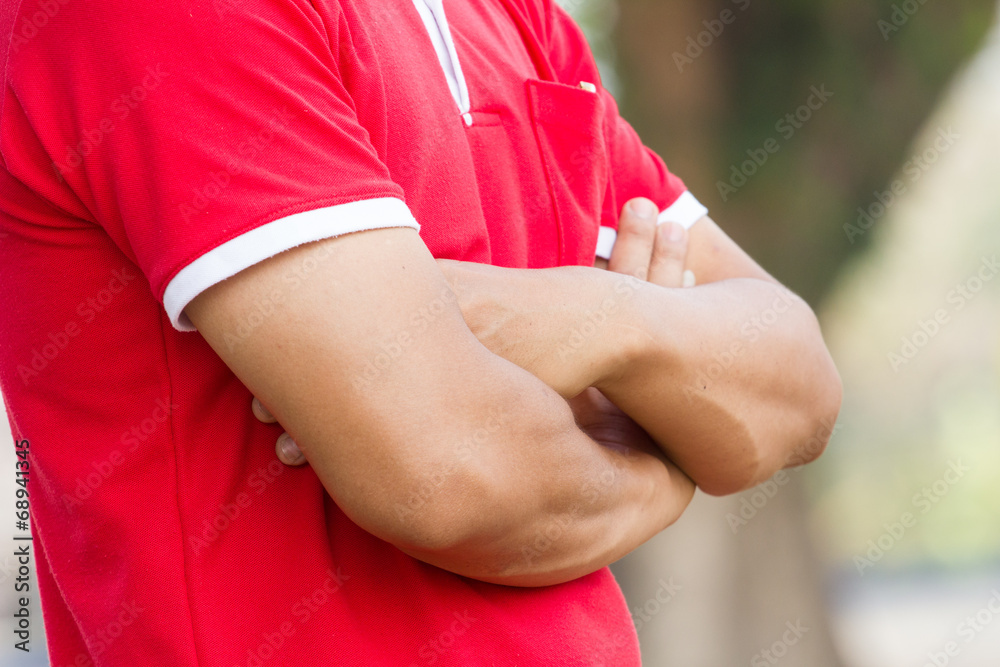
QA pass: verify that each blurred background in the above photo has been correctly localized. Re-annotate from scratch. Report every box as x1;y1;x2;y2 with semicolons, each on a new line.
573;0;1000;664
2;0;998;664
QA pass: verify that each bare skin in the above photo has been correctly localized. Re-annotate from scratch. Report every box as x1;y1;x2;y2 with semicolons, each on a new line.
189;198;840;586
266;200;841;495
188;219;695;587
260;198;698;469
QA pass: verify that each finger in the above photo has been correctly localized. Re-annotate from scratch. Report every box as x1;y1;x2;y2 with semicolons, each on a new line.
608;198;658;281
276;433;307;467
251;397;277;424
647;221;690;288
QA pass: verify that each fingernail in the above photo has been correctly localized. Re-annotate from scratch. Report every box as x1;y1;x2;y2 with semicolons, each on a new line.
629;198;657;220
278;434;300;463
252;398;273;423
682;270;696;288
667;221;684;242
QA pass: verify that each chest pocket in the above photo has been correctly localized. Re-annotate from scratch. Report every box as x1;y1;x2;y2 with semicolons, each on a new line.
526;78;609;267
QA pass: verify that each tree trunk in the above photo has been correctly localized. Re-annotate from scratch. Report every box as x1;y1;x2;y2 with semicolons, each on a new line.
610;2;846;664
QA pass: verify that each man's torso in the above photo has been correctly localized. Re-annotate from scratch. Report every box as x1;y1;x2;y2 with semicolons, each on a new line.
0;1;635;665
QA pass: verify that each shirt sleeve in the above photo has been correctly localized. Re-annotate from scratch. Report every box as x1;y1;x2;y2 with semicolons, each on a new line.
4;0;417;330
534;0;708;259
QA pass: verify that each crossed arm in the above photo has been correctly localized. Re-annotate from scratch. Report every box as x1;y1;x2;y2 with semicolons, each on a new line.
186;199;841;587
435;205;838;494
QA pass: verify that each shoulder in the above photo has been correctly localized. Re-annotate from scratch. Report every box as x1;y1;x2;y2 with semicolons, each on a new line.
2;0;346;129
3;0;341;77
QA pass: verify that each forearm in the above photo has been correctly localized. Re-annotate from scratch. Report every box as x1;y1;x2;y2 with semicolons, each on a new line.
259;335;686;586
683;216;777;285
438;260;645;399
440;259;840;496
397;403;692;587
290;365;689;587
595;277;841;495
620;215;840;491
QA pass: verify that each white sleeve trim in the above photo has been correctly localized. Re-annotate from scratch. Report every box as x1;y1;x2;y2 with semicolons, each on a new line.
163;197;420;332
595;226;617;260
594;192;708;260
657;191;708;230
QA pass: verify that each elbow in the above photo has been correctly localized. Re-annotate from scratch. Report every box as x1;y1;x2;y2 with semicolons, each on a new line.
361;445;540;581
387;487;548;586
717;326;843;493
381;466;590;587
699;440;766;497
789;302;843;467
786;349;842;468
342;386;601;586
768;325;843;474
686;286;842;495
377;466;499;558
758;293;842;472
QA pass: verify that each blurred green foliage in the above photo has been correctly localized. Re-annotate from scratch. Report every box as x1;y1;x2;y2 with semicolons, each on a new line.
608;0;995;303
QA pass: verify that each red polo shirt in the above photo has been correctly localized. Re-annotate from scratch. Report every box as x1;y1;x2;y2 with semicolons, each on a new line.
0;0;693;664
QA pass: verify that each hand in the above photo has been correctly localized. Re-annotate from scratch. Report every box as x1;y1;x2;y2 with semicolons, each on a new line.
567;387;659;454
568;386;695;508
602;197;696;289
